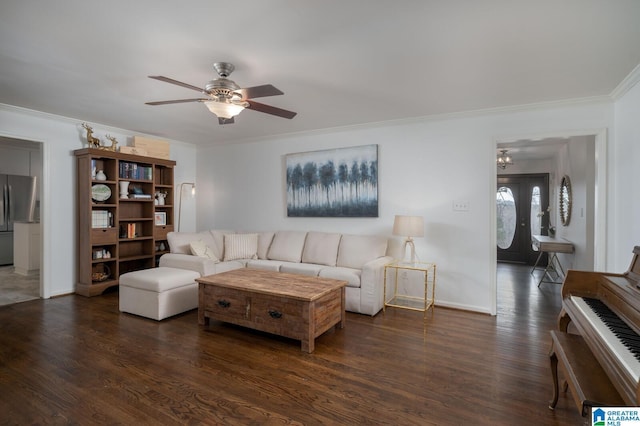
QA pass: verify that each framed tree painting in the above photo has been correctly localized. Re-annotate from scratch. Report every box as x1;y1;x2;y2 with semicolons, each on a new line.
286;144;378;217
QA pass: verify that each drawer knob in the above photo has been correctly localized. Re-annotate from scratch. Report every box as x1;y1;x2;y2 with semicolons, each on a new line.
268;310;282;319
217;299;230;308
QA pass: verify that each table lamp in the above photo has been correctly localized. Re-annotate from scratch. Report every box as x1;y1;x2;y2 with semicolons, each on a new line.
393;215;424;264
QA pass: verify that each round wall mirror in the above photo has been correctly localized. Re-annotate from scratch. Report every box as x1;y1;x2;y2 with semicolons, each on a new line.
559;175;572;226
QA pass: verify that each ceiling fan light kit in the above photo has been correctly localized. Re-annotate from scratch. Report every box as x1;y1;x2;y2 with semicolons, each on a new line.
146;62;296;124
204;100;247;119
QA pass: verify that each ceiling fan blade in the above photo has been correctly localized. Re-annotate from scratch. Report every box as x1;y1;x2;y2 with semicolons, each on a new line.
218;117;235;125
236;84;283;99
148;76;205;93
246;100;297;119
145;98;207;106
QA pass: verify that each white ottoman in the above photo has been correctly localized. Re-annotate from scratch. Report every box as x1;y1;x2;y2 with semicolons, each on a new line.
119;267;201;320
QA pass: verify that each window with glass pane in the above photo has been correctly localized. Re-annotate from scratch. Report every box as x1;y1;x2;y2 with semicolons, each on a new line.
530;186;542;250
497;187;516;249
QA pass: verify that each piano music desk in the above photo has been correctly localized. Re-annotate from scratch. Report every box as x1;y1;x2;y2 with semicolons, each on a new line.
532;235;574;287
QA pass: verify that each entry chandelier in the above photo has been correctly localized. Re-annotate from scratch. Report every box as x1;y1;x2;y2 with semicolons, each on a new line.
496;149;514;169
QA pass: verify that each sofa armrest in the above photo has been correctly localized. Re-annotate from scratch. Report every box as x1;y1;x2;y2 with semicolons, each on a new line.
360;255;394;316
158;253;218;276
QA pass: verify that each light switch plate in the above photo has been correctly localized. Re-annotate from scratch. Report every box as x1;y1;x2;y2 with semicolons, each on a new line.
453;200;469;211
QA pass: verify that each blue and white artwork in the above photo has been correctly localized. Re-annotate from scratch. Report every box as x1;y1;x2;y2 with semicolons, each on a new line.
286;144;378;217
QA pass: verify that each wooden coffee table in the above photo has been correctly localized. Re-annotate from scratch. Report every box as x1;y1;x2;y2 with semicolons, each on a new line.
197;269;346;353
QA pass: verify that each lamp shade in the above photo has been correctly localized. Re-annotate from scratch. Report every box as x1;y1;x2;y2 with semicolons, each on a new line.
392;215;424;238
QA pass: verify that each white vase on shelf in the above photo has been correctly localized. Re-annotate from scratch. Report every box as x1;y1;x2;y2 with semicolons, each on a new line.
119;181;130;199
95;170;107;181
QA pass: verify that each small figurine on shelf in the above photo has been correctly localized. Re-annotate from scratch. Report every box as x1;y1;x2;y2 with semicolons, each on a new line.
103;135;119;152
155;191;167;206
82;123;101;148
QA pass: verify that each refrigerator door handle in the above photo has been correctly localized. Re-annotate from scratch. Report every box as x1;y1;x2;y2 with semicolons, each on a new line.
0;184;6;226
7;184;12;222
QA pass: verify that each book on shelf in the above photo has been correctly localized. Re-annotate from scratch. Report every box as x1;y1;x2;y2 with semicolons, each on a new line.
131;194;152;199
127;223;136;239
119;161;153;180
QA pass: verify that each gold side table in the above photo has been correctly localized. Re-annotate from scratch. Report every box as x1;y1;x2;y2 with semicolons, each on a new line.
383;260;436;319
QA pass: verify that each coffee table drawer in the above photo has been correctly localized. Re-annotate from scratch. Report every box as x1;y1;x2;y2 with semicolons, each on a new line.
251;295;305;339
202;286;249;321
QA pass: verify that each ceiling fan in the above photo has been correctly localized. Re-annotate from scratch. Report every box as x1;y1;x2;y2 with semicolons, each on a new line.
146;62;297;125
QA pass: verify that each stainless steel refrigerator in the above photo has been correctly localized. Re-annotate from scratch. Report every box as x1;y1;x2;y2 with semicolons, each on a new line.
0;174;37;265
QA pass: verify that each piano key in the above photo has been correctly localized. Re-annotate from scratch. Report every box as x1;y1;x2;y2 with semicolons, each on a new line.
571;296;640;382
583;298;640;357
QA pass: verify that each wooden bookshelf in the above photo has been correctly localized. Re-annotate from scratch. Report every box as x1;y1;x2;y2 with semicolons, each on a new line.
75;148;175;296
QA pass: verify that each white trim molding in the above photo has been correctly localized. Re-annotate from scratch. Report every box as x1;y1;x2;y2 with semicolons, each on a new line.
610;63;640;100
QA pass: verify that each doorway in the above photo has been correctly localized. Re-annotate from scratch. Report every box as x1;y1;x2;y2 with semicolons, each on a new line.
0;137;42;306
497;174;549;265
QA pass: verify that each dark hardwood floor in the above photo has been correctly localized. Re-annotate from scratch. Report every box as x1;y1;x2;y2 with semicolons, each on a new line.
0;264;585;425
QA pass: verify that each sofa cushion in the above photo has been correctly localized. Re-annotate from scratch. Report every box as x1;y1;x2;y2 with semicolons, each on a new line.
224;233;259;261
160;253;244;276
209;229;234;260
337;234;388;269
257;232;275;260
246;259;283;271
119;267;200;292
189;240;220;262
167;231;216;255
280;262;323;277
267;231;308;262
319;266;362;288
301;232;342;266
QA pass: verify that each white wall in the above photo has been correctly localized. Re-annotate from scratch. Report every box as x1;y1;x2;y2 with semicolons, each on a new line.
613;79;640;270
0;105;198;297
197;101;614;314
554;136;596;271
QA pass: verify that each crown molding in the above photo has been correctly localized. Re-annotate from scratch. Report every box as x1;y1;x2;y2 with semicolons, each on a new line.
610;63;640;100
207;95;613;148
0;103;195;148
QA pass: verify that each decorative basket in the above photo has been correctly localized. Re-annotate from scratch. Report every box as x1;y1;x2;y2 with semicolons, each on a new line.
92;263;111;282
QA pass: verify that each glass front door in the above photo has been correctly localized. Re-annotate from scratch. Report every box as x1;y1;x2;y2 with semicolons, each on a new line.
497;174;549;264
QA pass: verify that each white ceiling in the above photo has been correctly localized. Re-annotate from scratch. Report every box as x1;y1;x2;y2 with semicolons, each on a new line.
1;1;639;147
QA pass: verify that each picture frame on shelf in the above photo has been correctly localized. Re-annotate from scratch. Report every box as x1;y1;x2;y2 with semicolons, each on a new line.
154;212;167;226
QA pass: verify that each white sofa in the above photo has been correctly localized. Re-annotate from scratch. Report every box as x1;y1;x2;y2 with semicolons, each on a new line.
159;230;393;316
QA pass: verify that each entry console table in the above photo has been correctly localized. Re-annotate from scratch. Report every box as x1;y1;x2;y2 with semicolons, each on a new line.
531;235;574;287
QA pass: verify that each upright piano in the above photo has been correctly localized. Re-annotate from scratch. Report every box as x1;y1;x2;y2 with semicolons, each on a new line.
550;246;640;415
